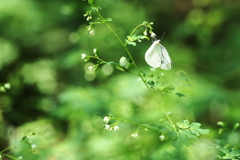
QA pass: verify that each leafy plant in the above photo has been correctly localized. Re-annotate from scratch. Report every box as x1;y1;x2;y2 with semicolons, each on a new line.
82;0;211;159
215;122;240;160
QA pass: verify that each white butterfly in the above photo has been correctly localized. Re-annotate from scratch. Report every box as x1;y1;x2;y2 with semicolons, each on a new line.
145;33;172;70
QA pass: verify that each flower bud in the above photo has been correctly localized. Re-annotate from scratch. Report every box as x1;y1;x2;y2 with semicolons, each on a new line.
119;57;131;70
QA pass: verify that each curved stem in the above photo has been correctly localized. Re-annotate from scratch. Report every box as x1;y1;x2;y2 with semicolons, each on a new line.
124;23;145;46
128;24;145;38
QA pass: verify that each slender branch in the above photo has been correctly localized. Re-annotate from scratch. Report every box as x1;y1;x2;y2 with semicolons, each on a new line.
128;24;145;38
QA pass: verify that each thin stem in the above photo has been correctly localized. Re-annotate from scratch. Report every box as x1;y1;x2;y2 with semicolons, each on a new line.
128;24;145;37
184;145;194;160
154;93;175;129
2;154;19;160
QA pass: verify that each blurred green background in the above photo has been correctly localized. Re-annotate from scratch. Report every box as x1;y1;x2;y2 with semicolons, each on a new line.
0;0;240;159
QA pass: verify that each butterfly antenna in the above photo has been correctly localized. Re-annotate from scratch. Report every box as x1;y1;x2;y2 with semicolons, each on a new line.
160;31;166;41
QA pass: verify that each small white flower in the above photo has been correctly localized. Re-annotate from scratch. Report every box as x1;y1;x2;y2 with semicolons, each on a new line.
131;133;139;139
86;16;92;21
159;134;165;141
89;30;94;35
93;48;97;54
88;66;94;71
103;116;110;124
143;30;147;36
137;78;142;82
105;124;110;131
114;126;119;131
150;32;156;38
81;53;87;59
31;144;37;149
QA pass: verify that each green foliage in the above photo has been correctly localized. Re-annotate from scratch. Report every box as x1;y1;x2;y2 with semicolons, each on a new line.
173;120;209;148
1;0;240;159
126;34;148;46
80;0;214;159
214;122;240;159
125;21;153;46
215;139;240;160
142;69;189;97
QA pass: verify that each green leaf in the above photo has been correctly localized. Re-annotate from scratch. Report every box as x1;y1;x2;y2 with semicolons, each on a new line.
229;150;240;157
190;128;200;136
155;121;177;139
0;86;6;92
125;40;136;46
107;61;116;67
141;124;159;131
106;17;112;22
176;120;190;129
190;122;201;129
161;86;175;93
88;0;93;4
175;92;186;97
181;130;197;139
21;136;28;141
197;128;210;135
126;34;148;43
219;147;230;154
172;132;188;148
147;80;155;86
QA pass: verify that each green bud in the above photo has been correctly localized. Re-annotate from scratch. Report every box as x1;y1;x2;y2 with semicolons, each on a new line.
217;121;225;127
233;123;240;131
93;48;98;56
119;57;131;70
4;83;11;89
0;86;6;92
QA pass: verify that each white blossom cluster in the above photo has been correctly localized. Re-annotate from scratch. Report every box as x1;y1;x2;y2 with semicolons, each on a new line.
103;116;119;132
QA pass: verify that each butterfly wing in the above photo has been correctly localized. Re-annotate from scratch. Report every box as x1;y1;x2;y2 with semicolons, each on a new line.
145;41;163;68
159;44;172;70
